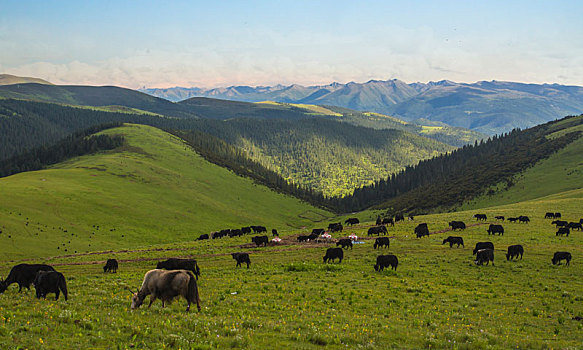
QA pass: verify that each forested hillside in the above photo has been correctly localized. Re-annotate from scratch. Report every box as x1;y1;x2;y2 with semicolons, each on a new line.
331;115;583;213
187;118;452;196
0;98;454;197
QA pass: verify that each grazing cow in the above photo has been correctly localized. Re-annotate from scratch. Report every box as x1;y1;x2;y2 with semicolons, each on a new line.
328;223;343;233
272;229;279;236
495;216;505;221
103;259;118;273
552;252;571;266
323;248;343;263
0;264;55;293
568;222;582;231
475;249;494;265
368;226;387;236
382;218;395;227
34;271;68;301
473;242;494;255
545;212;555;219
197;234;209;241
556;227;570;237
374;255;398;271
518;216;530;224
415;223;429;238
230;229;244;238
251;235;269;247
344;218;359;226
552;220;569;227
231;253;251;268
373;237;390;249
336;238;353;249
156;258;201;280
297;235;310;242
442;236;464;248
554;212;562;219
487;224;504;236
449;221;466;230
506;245;524;260
311;228;325;236
130;269;200;312
507;217;518;223
241;227;252;234
376;216;382;226
394;214;405;223
474;214;487;221
251;226;267;234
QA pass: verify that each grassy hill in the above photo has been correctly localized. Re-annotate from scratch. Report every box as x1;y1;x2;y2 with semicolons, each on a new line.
0;186;581;348
0;74;52;86
459;116;583;210
0;124;332;260
0;83;197;118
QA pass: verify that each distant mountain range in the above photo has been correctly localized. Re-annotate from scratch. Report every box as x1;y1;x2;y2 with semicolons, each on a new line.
141;79;583;134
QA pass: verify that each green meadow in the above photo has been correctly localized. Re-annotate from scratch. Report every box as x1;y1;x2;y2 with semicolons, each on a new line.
0;124;582;349
0;124;332;260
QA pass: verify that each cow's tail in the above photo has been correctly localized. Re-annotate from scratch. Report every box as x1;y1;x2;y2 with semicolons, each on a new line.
59;274;68;301
187;272;201;312
195;263;200;280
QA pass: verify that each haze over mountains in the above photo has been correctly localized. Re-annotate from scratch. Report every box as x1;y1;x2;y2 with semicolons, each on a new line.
142;79;583;135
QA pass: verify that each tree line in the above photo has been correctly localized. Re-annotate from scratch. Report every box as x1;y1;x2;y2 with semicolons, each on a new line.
0;123;124;178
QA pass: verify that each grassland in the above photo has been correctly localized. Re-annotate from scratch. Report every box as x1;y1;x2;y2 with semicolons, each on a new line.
0;187;582;349
0;124;332;260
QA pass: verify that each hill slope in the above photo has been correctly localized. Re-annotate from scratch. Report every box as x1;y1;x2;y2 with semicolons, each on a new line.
0;74;52;86
0;124;332;260
459;116;583;210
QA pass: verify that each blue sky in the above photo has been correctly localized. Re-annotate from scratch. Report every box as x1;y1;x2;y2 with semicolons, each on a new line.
1;0;582;88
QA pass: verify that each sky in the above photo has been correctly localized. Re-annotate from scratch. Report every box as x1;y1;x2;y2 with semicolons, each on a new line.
1;0;582;89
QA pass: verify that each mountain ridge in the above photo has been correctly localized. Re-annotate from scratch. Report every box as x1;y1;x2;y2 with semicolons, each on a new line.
142;79;583;135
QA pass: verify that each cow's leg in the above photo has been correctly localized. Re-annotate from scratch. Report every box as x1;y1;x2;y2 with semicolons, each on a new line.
148;296;156;308
55;290;60;300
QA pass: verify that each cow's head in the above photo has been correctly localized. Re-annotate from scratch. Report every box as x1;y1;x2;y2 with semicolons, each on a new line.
374;264;379;272
129;288;144;309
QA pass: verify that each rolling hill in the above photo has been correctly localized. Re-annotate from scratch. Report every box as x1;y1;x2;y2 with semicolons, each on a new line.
143;79;583;135
0;124;332;260
459;116;583;210
0;74;52;86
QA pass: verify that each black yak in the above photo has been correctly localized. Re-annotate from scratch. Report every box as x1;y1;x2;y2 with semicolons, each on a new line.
34;271;68;301
323;248;343;263
374;237;390;249
506;245;524;260
475;249;494;265
552;252;572;266
442;236;464;248
232;253;251;268
336;238;353;249
0;264;55;293
103;259;118;273
156;258;201;280
374;255;398;271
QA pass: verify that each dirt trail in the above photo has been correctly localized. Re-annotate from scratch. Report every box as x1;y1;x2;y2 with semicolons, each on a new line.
17;222;492;267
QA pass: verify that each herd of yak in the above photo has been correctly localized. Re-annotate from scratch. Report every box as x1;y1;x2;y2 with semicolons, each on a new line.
0;212;579;312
